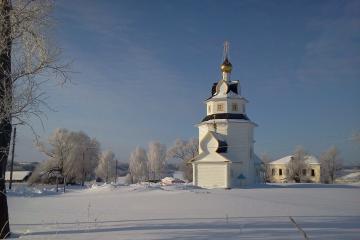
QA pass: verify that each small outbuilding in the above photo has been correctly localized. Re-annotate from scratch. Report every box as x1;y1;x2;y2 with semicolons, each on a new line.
5;171;32;183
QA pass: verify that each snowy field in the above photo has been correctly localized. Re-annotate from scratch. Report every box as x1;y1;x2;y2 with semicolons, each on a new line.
7;182;360;239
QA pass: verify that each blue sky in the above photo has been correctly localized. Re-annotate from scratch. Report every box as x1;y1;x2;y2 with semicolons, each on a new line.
16;0;360;165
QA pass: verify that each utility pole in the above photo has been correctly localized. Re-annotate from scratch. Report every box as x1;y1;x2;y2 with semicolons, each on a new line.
115;159;118;183
82;151;85;186
82;146;97;186
9;126;16;190
106;158;109;183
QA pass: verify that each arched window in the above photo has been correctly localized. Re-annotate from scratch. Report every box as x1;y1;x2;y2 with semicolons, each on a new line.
279;169;283;176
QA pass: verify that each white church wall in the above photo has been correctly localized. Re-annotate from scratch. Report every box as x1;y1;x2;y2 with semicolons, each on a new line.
227;121;255;185
198;125;208;154
195;162;229;188
198;121;256;187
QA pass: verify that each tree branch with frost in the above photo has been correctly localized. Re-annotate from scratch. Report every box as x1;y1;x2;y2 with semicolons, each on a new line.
167;138;198;181
288;146;307;183
0;0;70;125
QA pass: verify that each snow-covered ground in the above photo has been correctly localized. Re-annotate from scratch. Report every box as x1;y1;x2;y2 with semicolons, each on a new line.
336;168;360;183
7;182;360;239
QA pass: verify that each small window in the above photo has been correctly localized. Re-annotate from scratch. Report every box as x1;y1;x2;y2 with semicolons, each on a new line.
311;169;315;177
208;105;211;113
217;104;224;112
279;169;283;176
272;169;275;176
302;169;307;176
232;103;238;111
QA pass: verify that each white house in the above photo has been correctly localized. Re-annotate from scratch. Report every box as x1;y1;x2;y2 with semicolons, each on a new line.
267;155;321;183
190;43;261;188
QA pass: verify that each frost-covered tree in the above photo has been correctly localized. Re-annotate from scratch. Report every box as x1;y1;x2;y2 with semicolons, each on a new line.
95;150;116;183
320;146;342;184
167;138;198;182
37;128;73;191
147;141;166;180
124;173;132;185
0;1;69;236
260;153;272;183
288;146;307;183
128;147;148;183
66;131;100;185
37;129;100;187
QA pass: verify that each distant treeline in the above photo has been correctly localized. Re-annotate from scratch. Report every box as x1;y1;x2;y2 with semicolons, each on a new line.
118;162;179;178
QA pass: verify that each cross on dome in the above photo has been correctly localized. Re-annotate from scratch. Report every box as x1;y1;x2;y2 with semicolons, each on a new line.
221;41;232;73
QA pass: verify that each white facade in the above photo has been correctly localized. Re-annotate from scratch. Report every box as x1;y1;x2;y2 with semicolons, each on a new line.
190;54;260;188
267;155;321;183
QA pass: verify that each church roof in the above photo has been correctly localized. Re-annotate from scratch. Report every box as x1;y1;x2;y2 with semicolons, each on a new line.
210;131;228;153
228;82;238;94
209;81;238;99
189;131;230;163
202;113;250;122
268;155;320;165
216;140;228;153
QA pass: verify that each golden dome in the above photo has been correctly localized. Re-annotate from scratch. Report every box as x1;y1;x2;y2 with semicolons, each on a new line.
221;57;232;73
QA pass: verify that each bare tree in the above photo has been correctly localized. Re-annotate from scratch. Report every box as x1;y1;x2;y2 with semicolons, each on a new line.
1;1;69;236
95;150;116;183
128;147;148;183
147;141;166;180
320;146;342;184
167;138;198;182
288;146;307;183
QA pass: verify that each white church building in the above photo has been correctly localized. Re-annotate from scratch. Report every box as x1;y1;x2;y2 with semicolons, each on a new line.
190;43;262;188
